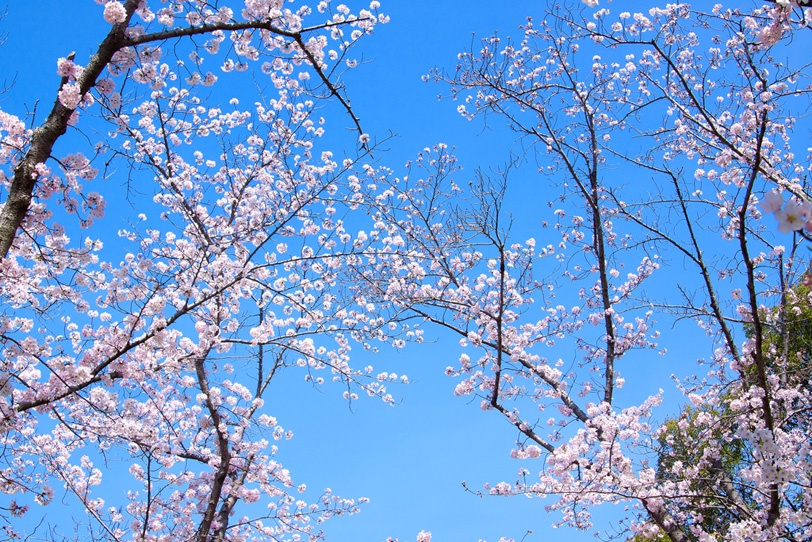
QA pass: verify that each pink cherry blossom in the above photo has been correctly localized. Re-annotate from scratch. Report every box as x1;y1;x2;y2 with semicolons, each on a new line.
775;199;807;233
760;189;784;213
57;82;81;109
103;1;127;25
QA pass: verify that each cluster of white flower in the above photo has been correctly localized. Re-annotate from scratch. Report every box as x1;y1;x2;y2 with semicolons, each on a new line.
760;189;812;234
103;1;127;25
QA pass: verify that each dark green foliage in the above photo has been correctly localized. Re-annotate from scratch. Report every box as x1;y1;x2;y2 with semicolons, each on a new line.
630;277;812;542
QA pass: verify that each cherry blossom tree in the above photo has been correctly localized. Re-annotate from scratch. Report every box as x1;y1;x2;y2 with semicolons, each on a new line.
0;1;411;540
5;1;812;541
356;2;812;541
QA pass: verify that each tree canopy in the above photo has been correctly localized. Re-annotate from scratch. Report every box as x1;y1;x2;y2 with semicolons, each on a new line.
1;1;811;542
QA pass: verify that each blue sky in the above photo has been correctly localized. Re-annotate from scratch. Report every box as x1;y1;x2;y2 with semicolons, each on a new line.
0;1;721;541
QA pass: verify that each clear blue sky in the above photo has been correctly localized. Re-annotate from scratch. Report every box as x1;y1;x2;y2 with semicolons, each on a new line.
0;1;711;541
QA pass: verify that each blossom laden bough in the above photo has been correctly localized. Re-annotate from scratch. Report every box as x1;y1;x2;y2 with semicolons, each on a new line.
407;2;812;541
0;1;407;540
